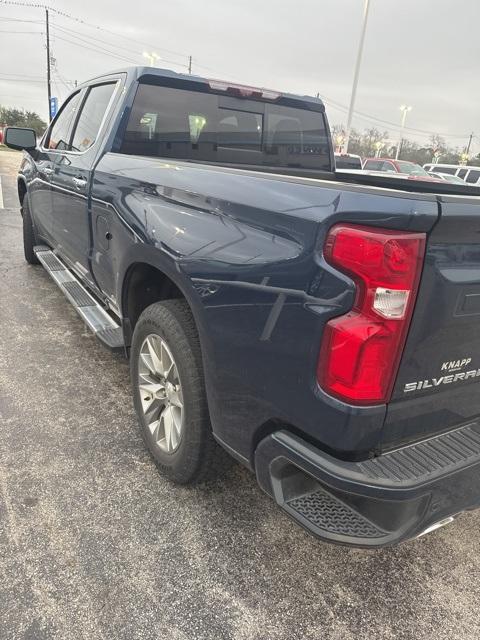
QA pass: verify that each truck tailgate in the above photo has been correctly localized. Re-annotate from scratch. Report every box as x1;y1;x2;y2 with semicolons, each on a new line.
382;194;480;450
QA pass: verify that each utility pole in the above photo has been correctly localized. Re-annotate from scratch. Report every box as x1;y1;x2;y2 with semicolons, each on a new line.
46;8;52;121
466;132;474;157
188;55;192;74
344;0;370;154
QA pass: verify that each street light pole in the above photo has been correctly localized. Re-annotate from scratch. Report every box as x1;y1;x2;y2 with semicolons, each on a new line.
395;105;412;160
344;0;371;154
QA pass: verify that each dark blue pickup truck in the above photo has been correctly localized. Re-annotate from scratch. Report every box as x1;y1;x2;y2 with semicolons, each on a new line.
6;66;480;547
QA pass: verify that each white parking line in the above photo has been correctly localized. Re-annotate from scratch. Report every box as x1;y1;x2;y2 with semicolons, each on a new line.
0;176;4;209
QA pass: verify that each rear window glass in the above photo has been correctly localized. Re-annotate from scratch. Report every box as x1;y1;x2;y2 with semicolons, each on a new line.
119;84;331;170
335;155;362;169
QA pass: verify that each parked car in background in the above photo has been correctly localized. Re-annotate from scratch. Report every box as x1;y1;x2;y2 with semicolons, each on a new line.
363;157;431;177
424;163;480;186
334;153;362;170
428;171;467;185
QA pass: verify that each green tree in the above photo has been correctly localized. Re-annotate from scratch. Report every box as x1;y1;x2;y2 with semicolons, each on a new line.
0;106;47;135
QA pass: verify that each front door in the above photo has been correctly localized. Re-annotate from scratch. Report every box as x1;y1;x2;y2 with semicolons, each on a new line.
50;82;117;287
31;91;83;242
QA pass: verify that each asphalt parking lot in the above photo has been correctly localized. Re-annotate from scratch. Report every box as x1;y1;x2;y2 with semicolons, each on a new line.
1;149;480;640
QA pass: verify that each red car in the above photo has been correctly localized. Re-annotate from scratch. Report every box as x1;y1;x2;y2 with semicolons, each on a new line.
363;158;429;176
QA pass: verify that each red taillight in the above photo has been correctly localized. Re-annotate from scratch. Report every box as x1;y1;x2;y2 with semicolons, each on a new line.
318;224;426;405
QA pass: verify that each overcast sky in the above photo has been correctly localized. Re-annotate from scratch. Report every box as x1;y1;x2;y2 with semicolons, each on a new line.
0;0;479;153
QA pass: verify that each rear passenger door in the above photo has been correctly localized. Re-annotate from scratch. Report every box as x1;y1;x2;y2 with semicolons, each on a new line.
50;82;118;285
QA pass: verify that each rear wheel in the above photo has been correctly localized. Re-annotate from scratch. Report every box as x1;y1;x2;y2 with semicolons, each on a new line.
131;299;219;484
22;196;40;265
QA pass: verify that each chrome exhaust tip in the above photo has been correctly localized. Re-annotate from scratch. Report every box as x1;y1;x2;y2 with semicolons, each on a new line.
417;516;455;538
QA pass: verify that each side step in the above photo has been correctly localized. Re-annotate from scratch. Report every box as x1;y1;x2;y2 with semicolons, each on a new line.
34;245;124;352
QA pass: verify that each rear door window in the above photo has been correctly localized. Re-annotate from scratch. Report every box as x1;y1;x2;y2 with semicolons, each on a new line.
457;168;468;179
119;83;331;170
71;83;116;152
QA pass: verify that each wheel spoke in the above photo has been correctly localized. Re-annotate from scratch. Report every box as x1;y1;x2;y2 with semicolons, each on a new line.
146;336;164;375
143;397;165;424
171;406;182;442
169;387;183;408
150;418;161;439
138;333;184;454
161;406;174;452
161;341;174;381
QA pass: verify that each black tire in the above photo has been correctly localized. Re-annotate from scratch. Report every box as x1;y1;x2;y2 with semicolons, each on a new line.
22;196;40;265
131;299;220;484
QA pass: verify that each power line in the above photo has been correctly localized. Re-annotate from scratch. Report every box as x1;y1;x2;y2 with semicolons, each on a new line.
321;94;471;139
0;15;42;22
0;72;47;79
0;28;42;32
0;1;195;64
0;77;47;83
49;24;190;70
51;33;138;66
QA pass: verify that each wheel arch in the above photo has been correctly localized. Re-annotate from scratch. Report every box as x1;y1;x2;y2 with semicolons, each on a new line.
120;259;205;348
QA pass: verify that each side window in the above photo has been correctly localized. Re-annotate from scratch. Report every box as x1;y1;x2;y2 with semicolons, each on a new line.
364;160;383;171
437;166;456;175
382;161;396;172
71;83;116;152
457;168;468;179
46;91;81;150
466;170;480;184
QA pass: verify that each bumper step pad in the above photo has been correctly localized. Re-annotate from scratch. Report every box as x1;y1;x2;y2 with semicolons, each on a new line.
34;246;124;352
288;488;384;539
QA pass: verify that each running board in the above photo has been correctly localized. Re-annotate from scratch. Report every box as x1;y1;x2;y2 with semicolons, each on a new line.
34;245;124;352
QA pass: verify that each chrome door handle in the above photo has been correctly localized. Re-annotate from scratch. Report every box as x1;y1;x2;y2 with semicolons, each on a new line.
72;177;87;189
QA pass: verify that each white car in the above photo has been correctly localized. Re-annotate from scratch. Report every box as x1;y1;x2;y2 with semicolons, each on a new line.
424;163;480;185
428;172;467;185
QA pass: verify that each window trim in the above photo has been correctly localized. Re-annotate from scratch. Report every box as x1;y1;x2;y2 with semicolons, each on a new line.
41;80;120;156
